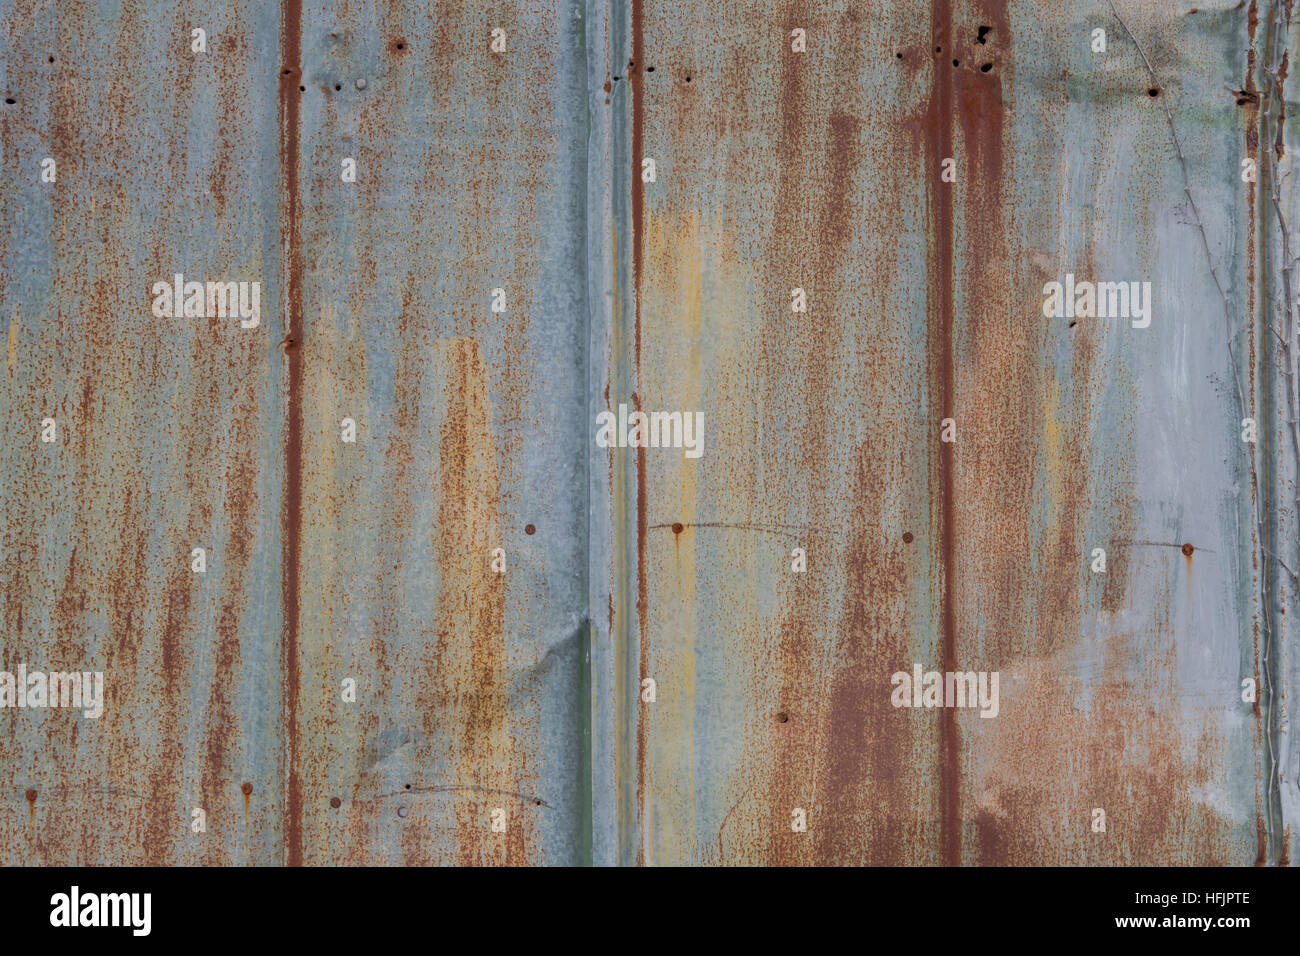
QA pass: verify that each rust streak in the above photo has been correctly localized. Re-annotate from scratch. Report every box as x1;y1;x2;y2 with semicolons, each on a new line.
926;0;960;867
630;0;650;869
278;0;305;867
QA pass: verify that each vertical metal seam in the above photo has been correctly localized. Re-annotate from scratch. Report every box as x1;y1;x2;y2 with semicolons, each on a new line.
278;0;304;867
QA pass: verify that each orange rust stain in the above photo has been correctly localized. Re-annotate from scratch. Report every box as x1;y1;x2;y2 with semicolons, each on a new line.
25;788;36;825
5;305;16;374
972;637;1234;864
425;337;530;866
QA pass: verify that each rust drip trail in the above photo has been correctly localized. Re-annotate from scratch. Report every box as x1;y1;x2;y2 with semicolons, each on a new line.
926;0;960;866
278;0;305;867
630;0;649;868
25;788;36;825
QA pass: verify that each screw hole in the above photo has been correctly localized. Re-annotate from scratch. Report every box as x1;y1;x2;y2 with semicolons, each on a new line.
404;784;412;790
1148;87;1160;97
953;59;960;67
685;75;691;82
48;56;54;63
896;52;903;59
335;83;342;91
980;63;992;73
3;98;14;105
647;65;654;72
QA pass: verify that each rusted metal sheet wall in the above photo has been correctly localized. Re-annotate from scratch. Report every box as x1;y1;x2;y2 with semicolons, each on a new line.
1;0;1296;867
591;0;1300;866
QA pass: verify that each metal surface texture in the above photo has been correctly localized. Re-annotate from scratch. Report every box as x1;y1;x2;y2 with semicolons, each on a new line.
0;0;1296;866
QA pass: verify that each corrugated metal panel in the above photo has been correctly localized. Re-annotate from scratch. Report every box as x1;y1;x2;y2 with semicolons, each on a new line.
1;0;288;864
0;0;1295;866
1;0;591;865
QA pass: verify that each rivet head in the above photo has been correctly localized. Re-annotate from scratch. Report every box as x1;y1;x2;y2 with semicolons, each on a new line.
355;78;367;89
